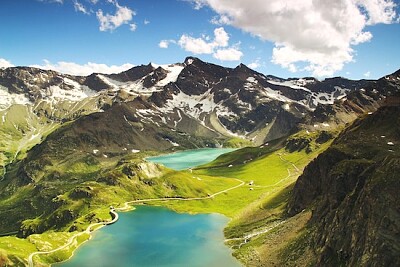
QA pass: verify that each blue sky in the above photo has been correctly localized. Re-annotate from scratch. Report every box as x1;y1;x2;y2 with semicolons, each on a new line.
0;0;399;79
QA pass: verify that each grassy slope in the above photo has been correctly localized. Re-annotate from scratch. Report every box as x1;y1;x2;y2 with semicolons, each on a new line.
154;131;333;267
151;134;332;236
0;151;241;266
0;128;334;266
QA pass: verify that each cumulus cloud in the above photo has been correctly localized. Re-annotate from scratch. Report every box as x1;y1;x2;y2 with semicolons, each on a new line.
40;0;137;32
356;0;398;24
30;60;134;76
248;58;261;69
0;58;14;69
364;71;371;77
213;27;229;47
177;27;242;61
192;0;398;76
213;47;243;61
178;34;215;54
96;1;135;32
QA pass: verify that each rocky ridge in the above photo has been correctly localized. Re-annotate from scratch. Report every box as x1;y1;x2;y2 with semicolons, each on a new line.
287;104;400;266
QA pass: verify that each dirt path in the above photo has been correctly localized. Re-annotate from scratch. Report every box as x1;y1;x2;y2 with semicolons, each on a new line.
27;209;118;267
118;178;244;208
225;220;286;249
224;153;300;247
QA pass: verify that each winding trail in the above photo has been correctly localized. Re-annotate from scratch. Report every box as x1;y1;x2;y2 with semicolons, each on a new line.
225;220;286;249
224;153;300;248
28;209;118;267
278;153;300;173
26;179;244;266
117;178;244;210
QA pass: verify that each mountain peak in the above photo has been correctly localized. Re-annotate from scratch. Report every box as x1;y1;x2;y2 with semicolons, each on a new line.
184;56;202;65
234;63;254;73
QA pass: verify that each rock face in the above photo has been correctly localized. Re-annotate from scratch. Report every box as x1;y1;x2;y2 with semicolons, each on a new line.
287;106;400;266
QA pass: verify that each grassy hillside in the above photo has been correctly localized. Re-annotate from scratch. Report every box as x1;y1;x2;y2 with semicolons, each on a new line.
0;123;337;266
148;129;335;266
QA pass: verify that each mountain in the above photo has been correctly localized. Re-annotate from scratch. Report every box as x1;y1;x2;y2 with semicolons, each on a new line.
286;103;400;266
1;57;394;168
3;57;396;187
0;57;399;254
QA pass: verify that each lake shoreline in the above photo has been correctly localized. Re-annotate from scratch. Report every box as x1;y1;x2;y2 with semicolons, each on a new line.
41;148;241;267
56;206;242;267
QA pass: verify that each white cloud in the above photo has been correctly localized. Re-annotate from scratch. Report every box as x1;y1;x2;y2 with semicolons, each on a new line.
210;14;231;25
185;0;206;10
144;19;150;25
213;47;243;61
177;27;243;61
356;0;398;24
96;1;135;32
159;40;170;49
73;0;89;15
192;0;398;76
30;60;134;76
129;23;137;31
39;0;63;3
178;35;215;54
364;71;371;77
248;58;261;69
0;58;14;69
213;27;229;47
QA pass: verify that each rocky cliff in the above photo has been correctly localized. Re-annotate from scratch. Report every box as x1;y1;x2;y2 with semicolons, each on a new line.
287;105;400;266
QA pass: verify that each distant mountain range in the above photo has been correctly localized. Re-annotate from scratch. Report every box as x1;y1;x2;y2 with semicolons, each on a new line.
1;57;398;162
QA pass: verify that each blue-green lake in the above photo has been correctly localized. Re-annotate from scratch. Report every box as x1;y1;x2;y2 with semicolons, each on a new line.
56;148;241;267
56;206;241;267
146;148;235;170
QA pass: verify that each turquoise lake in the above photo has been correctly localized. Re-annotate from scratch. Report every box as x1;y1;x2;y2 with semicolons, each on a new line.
56;148;241;267
146;148;235;170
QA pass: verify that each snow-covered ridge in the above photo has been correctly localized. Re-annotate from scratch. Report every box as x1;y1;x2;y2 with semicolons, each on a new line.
45;78;97;102
153;64;184;87
0;85;31;110
267;79;312;92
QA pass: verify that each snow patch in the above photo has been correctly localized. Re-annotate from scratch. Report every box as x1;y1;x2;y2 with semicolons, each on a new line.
46;83;96;102
267;79;311;92
155;64;184;87
283;103;290;110
166;138;180;147
97;74;124;90
246;77;257;84
0;85;31;110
